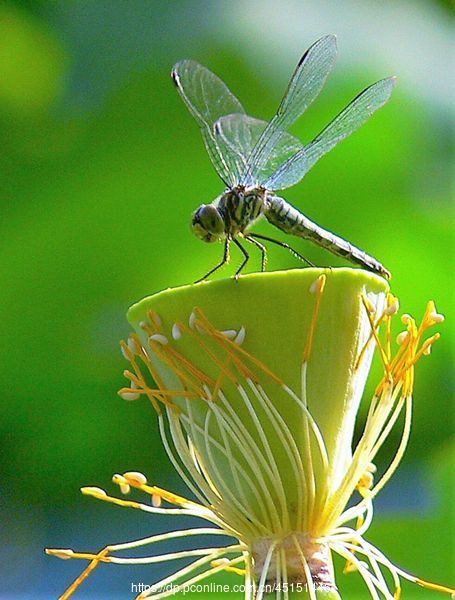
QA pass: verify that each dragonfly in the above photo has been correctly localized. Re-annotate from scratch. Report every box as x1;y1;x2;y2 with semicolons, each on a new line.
172;35;395;282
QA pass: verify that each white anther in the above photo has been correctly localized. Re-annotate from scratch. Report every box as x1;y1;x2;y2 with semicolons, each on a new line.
234;326;246;345
149;334;169;346
172;323;182;340
220;329;237;339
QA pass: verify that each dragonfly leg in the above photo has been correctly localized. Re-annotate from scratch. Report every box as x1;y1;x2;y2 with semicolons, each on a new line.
245;235;268;271
249;233;315;267
232;237;250;280
194;237;231;283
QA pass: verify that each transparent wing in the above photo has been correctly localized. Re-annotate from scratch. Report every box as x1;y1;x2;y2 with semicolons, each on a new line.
263;151;309;191
264;77;396;191
213;114;265;181
172;59;246;187
241;34;338;186
304;77;396;172
214;113;303;185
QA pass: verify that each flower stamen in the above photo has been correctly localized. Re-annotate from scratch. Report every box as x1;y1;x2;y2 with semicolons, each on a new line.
303;274;326;363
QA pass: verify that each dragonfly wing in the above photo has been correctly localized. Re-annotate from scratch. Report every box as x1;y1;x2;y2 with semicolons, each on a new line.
263;150;309;190
304;76;396;172
172;59;246;187
213;114;266;181
241;34;337;186
214;113;303;185
264;76;396;190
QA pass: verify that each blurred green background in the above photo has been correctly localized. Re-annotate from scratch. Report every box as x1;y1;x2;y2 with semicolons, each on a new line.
0;0;453;598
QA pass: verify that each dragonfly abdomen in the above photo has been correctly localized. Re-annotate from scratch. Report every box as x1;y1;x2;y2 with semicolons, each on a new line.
266;196;390;278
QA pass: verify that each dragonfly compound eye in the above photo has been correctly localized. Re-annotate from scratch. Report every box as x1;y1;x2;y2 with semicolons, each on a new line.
191;205;225;242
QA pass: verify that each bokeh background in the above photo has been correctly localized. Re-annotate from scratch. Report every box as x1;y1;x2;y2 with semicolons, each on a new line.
0;0;453;598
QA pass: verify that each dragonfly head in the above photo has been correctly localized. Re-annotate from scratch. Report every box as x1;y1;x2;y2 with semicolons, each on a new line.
191;204;225;243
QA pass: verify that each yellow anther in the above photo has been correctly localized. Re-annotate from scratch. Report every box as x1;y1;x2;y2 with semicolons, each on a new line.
343;560;358;574
396;331;409;345
112;475;131;494
142;485;197;508
358;464;376;492
123;472;148;486
119;390;141;401
428;307;445;324
385;298;399;316
152;494;162;507
112;474;128;486
357;471;374;492
309;273;326;295
46;548;74;560
81;487;107;498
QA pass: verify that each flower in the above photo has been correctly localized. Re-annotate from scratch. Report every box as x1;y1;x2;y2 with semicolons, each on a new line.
47;268;453;599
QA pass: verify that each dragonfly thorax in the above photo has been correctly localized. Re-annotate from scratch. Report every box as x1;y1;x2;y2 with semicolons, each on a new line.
192;187;267;243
